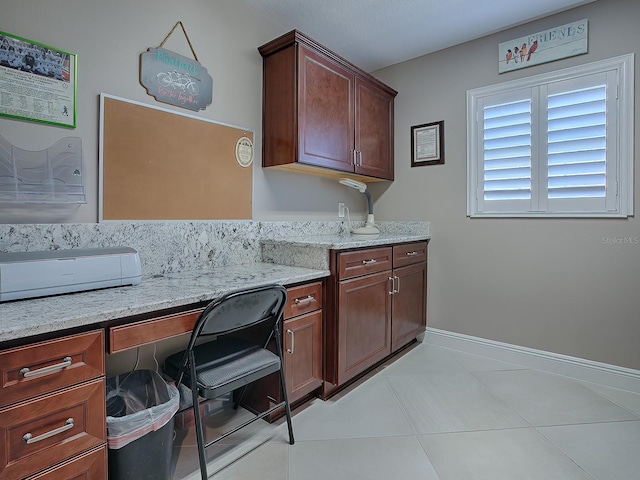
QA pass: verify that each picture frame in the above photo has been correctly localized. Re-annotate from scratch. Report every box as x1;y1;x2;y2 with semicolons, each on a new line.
411;120;444;167
0;30;76;128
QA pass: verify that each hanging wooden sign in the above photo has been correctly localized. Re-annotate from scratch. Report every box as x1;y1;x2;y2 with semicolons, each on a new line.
140;22;213;111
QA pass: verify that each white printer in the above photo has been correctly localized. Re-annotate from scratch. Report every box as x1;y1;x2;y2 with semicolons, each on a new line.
0;247;142;302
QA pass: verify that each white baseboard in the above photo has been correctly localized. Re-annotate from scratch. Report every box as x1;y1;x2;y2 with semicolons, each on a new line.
424;327;640;394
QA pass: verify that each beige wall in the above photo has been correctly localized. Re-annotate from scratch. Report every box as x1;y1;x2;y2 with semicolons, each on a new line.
0;0;368;224
371;0;640;369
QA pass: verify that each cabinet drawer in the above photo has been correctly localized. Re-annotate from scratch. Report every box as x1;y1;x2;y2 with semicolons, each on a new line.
26;445;107;480
0;330;104;409
393;242;428;268
109;308;202;353
0;378;106;480
337;247;392;280
284;282;322;319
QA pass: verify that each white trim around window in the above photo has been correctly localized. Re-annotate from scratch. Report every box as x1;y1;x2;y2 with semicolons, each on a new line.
467;53;634;218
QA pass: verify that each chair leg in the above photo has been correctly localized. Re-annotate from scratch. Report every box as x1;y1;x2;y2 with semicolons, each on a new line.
280;362;295;445
233;385;247;410
189;353;209;480
274;327;295;445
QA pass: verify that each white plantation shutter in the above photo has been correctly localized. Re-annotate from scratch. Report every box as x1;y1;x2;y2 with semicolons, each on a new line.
483;98;532;201
467;54;634;218
547;85;607;199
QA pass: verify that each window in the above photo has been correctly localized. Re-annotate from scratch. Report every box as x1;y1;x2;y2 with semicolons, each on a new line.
467;54;634;217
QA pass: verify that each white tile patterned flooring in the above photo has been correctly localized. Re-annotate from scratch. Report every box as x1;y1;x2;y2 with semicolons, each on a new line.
171;343;640;479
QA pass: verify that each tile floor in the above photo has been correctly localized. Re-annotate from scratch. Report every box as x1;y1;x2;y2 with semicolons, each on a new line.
170;342;640;479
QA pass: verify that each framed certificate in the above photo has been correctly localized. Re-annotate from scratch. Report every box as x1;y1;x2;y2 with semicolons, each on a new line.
411;120;444;167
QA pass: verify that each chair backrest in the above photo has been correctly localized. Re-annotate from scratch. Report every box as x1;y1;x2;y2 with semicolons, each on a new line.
186;284;288;352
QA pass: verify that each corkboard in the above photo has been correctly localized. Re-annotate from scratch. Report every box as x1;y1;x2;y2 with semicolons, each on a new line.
99;95;253;220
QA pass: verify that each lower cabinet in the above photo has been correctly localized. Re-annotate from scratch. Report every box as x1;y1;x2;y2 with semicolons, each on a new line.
327;241;428;393
337;269;392;383
391;259;428;352
0;330;106;480
283;310;323;404
243;280;324;416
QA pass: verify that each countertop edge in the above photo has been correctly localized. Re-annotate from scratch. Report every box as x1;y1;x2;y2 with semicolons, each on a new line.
0;263;329;344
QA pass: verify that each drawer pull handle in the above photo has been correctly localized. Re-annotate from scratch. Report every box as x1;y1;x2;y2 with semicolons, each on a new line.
362;259;377;265
23;418;74;444
406;251;418;256
294;295;315;306
286;329;295;354
20;356;72;378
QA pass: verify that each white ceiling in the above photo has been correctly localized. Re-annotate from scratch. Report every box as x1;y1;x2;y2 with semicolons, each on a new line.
243;0;595;72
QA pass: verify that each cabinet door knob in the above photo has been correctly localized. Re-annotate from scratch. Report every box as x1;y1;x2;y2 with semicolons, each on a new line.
286;329;295;354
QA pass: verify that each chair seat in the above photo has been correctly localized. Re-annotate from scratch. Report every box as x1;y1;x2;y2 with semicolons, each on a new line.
165;337;281;399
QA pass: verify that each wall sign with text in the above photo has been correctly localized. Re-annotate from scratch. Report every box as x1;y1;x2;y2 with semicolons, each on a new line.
498;19;588;74
140;47;213;111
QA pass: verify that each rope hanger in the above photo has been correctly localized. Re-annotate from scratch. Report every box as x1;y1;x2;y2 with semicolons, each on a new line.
158;21;199;62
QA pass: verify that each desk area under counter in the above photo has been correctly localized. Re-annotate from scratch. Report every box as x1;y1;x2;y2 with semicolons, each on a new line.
0;262;328;480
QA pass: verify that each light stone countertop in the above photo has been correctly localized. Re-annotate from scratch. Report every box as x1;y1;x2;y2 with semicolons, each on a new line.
0;263;329;343
1;225;430;344
260;231;431;270
261;232;430;249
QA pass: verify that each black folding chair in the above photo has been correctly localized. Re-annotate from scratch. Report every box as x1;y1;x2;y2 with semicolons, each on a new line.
164;284;294;480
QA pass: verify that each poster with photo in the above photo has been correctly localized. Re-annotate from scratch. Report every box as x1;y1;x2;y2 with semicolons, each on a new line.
0;31;76;127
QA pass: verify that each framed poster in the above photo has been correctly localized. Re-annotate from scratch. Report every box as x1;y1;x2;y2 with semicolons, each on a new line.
0;31;76;127
411;121;444;167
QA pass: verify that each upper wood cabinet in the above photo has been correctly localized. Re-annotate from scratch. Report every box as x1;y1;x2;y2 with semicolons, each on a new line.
259;30;397;181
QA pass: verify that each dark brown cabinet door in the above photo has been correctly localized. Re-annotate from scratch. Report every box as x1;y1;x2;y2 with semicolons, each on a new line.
337;270;392;384
298;46;354;172
391;262;427;352
283;310;323;404
355;77;395;180
260;31;396;180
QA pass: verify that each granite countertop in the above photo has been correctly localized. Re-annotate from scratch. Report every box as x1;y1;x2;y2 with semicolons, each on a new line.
260;231;431;271
1;226;430;343
261;232;430;249
0;263;329;343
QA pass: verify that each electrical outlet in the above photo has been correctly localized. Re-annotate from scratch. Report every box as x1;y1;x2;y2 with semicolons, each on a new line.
338;203;346;218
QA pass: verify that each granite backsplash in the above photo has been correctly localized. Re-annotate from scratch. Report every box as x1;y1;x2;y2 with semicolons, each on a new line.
0;221;429;277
